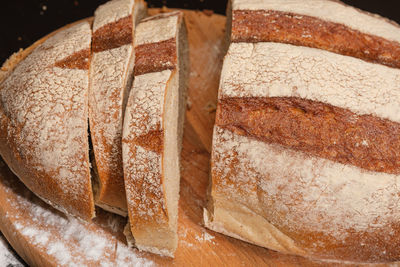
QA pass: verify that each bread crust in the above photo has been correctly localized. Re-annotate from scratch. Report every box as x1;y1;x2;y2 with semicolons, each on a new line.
134;38;177;75
88;0;147;214
209;126;400;263
0;21;95;220
92;16;133;53
216;97;400;174
123;11;187;257
219;42;400;124
0;18;93;84
232;0;400;44
206;0;400;263
232;10;400;68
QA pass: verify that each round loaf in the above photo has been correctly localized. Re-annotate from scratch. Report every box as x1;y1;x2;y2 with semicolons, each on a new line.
0;19;95;221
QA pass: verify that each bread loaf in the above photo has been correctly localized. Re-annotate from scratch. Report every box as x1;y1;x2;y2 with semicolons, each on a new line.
0;21;95;220
122;11;189;257
205;0;400;263
89;0;147;216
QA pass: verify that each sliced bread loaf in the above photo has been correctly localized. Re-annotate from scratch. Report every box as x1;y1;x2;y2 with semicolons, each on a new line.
205;0;400;262
89;0;147;216
0;21;95;220
122;11;189;257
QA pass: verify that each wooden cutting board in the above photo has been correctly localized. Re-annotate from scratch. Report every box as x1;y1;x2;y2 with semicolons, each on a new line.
0;8;385;267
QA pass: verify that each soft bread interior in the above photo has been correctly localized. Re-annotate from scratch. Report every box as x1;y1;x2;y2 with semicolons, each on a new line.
159;17;189;254
204;197;306;256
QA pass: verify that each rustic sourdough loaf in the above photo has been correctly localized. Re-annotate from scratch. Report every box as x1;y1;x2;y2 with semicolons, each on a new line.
205;0;400;263
0;20;95;220
89;0;147;216
122;11;189;257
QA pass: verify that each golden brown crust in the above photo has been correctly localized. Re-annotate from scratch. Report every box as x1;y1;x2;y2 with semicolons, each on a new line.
133;129;164;154
92;16;133;52
210;126;400;263
88;0;149;214
124;11;186;256
54;48;90;70
0;80;95;222
0;18;93;84
134;38;177;75
216;97;400;175
232;10;400;68
0;21;95;221
90;128;127;212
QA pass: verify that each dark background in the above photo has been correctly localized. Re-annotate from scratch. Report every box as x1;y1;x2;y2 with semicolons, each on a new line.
1;1;400;64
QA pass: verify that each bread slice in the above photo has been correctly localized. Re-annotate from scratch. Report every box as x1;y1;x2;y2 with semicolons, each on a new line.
0;21;95;221
205;0;400;263
122;11;189;257
88;0;147;216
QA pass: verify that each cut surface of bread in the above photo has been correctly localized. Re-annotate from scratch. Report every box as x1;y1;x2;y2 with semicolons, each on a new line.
205;0;400;263
122;11;189;257
89;0;147;216
0;21;95;221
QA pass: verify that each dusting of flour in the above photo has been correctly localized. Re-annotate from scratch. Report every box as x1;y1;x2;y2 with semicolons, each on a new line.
0;232;24;267
2;178;154;267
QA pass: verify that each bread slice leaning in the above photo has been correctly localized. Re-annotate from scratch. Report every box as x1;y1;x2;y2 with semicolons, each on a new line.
0;20;95;221
205;0;400;263
89;0;147;216
122;11;189;257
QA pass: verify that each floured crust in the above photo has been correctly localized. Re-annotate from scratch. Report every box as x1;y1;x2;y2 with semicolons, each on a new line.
92;0;135;31
208;127;400;262
89;0;147;214
206;0;400;263
123;70;171;228
0;21;95;220
123;11;187;257
216;97;400;174
0;18;94;85
220;42;400;123
232;9;400;68
134;11;182;46
232;0;400;44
